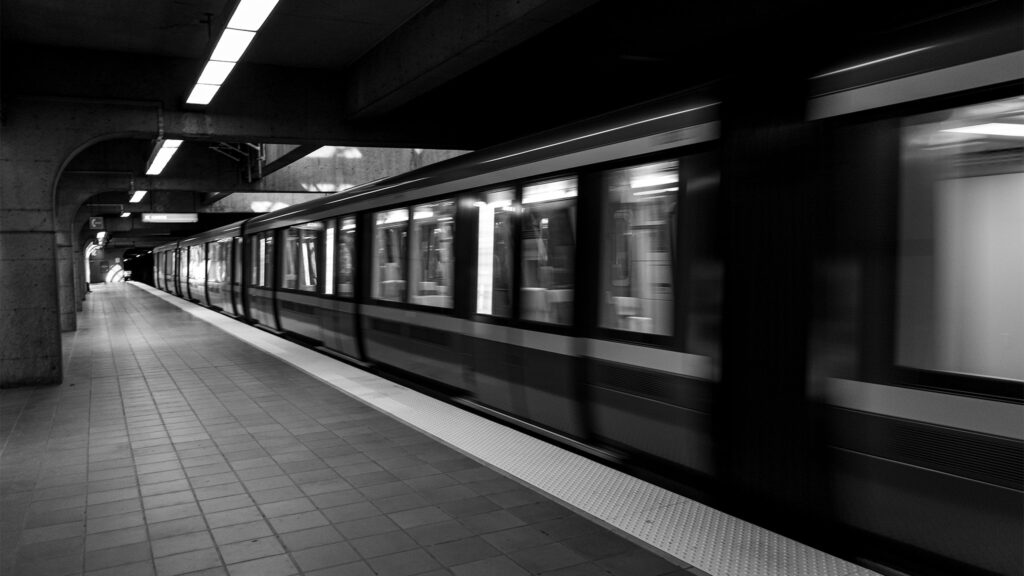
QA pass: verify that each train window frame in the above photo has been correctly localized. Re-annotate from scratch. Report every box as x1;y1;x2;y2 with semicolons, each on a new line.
408;198;456;309
517;174;579;327
585;146;720;352
371;206;410;304
812;87;1024;402
596;159;680;339
321;218;336;297
368;198;464;315
337;215;358;300
249;231;276;289
472;187;517;319
279;222;323;294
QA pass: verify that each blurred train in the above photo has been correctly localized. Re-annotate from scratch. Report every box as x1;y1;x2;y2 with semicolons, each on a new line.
154;8;1022;575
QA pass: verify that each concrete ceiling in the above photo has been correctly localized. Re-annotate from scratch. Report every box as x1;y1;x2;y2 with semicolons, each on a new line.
6;0;1003;148
4;0;1015;249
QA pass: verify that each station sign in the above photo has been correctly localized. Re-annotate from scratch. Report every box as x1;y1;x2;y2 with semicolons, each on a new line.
89;216;105;229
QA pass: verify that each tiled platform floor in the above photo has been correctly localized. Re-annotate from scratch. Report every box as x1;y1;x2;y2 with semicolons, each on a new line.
0;283;693;576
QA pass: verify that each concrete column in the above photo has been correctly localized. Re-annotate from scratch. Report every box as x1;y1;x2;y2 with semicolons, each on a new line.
74;243;85;311
0;160;62;386
56;227;77;332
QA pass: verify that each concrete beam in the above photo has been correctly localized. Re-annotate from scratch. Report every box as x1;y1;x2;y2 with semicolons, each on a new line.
5;48;488;148
344;0;600;118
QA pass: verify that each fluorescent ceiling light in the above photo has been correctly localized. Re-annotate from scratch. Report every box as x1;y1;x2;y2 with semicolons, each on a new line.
943;123;1024;138
211;28;256;63
146;140;183;175
186;83;221;105
147;148;176;175
227;0;280;32
142;213;199;223
129;190;148;203
630;173;677;189
120;212;131;218
197;60;236;85
97;231;107;239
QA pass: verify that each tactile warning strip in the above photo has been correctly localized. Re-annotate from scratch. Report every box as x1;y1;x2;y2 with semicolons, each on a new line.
138;282;879;576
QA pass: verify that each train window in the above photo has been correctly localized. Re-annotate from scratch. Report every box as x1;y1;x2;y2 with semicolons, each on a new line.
233;237;242;287
189;245;205;286
251;232;274;288
282;229;298;289
178;248;188;289
520;177;577;324
206;242;221;284
897;96;1024;381
409;199;455;308
323;219;336;295
475;188;516;317
338;216;356;297
282;223;321;292
373;208;408;302
250;235;260;285
599;160;677;335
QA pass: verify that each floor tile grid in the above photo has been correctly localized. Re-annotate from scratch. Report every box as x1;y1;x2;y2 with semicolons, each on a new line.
3;283;694;576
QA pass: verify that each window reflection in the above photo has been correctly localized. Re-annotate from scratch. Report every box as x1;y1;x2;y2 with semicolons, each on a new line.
373;208;408;301
282;223;321;292
600;161;677;335
324;220;336;295
189;245;205;284
410;200;455;308
338;217;356;297
521;177;576;324
476;189;515;316
898;96;1024;380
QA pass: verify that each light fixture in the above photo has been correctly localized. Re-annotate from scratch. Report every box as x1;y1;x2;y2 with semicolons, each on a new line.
209;29;256;63
942;123;1024;138
129;190;148;203
197;60;236;85
227;0;279;31
186;0;280;106
186;84;222;106
97;231;107;240
142;213;199;223
146;140;183;175
121;212;131;218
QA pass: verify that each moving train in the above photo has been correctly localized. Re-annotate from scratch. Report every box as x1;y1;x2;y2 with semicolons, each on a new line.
154;9;1022;576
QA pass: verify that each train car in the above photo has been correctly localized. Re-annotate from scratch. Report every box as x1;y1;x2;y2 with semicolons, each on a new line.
803;17;1024;576
153;6;1022;574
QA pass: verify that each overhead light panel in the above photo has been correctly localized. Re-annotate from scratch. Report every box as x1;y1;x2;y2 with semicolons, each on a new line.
210;28;257;63
186;84;222;106
142;213;199;223
227;0;280;32
129;190;148;203
197;60;236;85
121;212;131;218
146;139;182;175
186;0;279;107
943;123;1024;138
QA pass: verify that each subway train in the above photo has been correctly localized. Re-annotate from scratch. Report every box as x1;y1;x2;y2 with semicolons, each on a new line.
153;11;1023;576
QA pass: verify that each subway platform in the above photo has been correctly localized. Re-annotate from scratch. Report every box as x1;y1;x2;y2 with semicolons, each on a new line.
0;283;878;576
